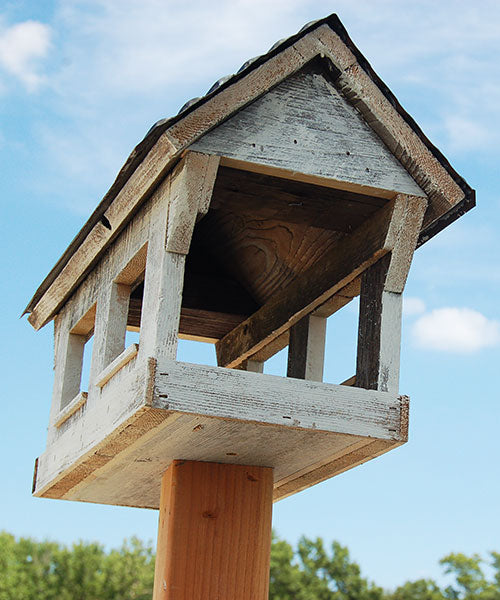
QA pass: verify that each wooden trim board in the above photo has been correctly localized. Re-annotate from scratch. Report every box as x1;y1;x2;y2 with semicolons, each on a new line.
96;343;138;388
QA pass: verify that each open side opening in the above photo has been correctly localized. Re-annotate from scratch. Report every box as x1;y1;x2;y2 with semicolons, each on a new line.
87;245;148;387
323;297;359;386
62;303;96;408
162;163;390;375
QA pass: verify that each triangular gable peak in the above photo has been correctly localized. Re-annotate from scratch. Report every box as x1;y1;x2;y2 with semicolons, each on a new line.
191;61;424;198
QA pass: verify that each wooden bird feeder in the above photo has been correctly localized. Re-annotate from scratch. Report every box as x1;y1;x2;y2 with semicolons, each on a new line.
25;15;474;599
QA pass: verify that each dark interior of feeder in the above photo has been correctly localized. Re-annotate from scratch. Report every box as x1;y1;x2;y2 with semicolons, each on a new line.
126;166;388;343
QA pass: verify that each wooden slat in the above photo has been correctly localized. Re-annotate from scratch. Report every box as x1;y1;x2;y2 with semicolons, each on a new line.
287;315;326;381
54;392;88;428
128;300;248;342
355;193;426;393
152;461;273;600
154;358;406;441
383;194;427;293
246;360;264;373
216;197;404;369
96;343;139;388
356;257;402;392
89;282;130;386
137;179;185;362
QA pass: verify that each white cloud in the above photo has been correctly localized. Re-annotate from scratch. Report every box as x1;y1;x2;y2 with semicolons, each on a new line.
403;297;426;316
413;307;500;353
0;20;51;91
444;115;492;152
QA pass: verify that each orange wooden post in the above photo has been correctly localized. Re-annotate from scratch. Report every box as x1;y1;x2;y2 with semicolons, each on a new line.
152;460;274;600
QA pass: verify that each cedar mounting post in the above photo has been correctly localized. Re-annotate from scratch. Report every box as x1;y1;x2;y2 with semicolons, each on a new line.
25;14;474;600
152;461;273;600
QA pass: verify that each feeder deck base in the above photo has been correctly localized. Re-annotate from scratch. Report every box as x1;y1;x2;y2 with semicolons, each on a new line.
33;357;407;506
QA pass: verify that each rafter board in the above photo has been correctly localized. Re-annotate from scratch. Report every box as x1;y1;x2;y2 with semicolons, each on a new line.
24;14;473;330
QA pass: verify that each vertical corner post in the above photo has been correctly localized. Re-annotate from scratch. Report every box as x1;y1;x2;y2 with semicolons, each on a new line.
89;281;130;386
139;151;219;363
152;460;274;600
356;193;427;393
245;359;264;373
287;314;327;381
356;254;402;392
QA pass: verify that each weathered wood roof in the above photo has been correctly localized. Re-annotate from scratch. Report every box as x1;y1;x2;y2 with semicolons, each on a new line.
24;13;474;323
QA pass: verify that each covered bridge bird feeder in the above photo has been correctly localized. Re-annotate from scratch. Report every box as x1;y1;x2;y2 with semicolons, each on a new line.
25;14;474;600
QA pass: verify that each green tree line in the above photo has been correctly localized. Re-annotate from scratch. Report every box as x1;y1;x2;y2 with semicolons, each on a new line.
1;530;499;600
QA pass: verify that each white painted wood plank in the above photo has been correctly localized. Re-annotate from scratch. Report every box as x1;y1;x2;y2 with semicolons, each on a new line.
154;359;406;440
377;291;402;393
190;66;425;197
357;258;403;393
287;314;326;381
137;177;185;362
35;358;154;495
54;392;88;428
89;282;130;388
96;343;139;388
166;151;219;254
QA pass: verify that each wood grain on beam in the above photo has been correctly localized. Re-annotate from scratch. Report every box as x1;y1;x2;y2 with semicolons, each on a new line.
216;197;405;369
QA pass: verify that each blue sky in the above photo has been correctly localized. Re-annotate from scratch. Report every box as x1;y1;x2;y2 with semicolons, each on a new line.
1;0;500;590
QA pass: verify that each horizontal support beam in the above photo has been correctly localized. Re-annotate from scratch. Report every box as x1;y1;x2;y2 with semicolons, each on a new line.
154;359;408;442
216;197;405;368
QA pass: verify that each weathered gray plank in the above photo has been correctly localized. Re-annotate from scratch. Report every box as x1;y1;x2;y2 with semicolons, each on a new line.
191;65;425;197
356;256;402;392
355;193;426;392
154;359;405;441
166;151;220;255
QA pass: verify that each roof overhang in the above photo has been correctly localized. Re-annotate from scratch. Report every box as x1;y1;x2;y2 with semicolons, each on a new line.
24;13;475;329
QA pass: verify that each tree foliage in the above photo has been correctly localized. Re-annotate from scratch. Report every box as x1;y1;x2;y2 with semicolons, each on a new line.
0;532;154;600
1;530;500;599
